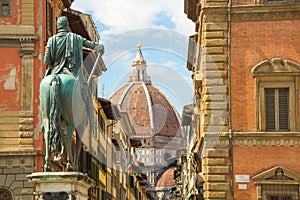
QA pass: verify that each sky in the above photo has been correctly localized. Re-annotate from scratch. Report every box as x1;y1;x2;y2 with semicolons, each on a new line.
71;0;195;114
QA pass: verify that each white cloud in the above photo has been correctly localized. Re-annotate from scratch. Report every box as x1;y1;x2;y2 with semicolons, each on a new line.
103;49;132;66
71;0;194;111
71;0;194;38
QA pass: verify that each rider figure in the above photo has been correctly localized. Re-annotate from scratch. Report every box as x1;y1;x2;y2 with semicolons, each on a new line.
43;16;103;157
44;16;104;77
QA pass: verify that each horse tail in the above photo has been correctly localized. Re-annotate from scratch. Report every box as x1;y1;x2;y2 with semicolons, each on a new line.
49;74;62;155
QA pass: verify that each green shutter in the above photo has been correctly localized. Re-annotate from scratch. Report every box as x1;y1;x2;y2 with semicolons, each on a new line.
265;88;289;131
265;88;275;131
278;88;289;131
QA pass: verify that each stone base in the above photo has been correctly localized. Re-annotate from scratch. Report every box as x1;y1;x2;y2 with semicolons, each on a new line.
27;172;95;200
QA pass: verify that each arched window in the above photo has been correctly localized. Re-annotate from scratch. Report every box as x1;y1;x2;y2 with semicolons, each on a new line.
251;58;300;132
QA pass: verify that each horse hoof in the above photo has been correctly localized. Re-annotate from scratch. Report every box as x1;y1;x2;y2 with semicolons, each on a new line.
66;163;74;171
44;165;51;172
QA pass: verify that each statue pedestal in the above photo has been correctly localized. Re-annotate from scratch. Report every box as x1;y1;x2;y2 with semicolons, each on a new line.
27;172;95;200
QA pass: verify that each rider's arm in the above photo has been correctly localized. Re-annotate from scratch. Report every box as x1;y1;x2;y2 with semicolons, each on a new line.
82;38;104;55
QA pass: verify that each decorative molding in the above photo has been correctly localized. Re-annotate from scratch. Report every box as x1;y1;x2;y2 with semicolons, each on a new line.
18;49;36;57
205;132;300;148
0;0;12;17
0;25;36;46
233;132;300;147
253;166;300;183
199;132;300;147
251;58;300;77
0;25;35;35
232;10;300;22
202;6;300;22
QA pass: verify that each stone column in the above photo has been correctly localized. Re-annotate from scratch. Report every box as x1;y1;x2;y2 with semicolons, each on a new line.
18;41;36;112
199;0;231;199
18;41;36;151
27;172;95;200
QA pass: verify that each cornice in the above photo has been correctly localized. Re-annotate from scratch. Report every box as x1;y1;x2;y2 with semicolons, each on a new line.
0;25;36;44
0;25;35;34
202;4;300;22
233;132;300;147
0;36;36;42
231;5;300;21
233;131;300;137
0;25;38;46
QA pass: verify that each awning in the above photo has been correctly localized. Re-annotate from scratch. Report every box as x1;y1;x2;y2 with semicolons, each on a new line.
181;104;193;126
98;98;115;120
62;9;91;40
129;138;142;148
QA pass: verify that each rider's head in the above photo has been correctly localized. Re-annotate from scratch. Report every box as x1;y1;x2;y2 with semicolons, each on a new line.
56;16;69;33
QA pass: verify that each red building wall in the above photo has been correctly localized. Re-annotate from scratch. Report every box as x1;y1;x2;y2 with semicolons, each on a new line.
230;17;300;199
0;0;45;172
0;48;22;111
231;19;300;132
233;146;300;199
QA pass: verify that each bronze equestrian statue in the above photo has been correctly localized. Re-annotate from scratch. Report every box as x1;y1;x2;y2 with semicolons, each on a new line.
40;16;104;171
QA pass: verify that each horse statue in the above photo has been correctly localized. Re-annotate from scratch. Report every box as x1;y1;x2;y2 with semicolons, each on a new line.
40;73;87;171
40;16;104;171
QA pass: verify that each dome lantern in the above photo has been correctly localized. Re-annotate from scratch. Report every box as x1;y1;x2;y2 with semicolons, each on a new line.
129;43;151;84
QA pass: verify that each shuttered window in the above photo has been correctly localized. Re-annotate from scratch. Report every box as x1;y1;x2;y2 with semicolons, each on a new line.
262;184;298;199
184;0;198;21
265;88;289;131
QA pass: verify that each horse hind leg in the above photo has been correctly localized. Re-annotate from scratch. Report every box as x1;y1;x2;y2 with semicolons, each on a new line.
73;130;82;171
43;119;51;171
53;136;65;162
54;124;66;162
65;122;75;171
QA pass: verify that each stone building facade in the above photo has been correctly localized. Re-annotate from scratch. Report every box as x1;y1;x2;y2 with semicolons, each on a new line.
180;0;300;199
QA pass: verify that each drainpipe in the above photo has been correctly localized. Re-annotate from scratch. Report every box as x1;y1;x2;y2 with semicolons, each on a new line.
227;0;234;199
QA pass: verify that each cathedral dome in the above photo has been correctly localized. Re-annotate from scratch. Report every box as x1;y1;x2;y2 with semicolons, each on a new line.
156;167;176;187
109;44;182;141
